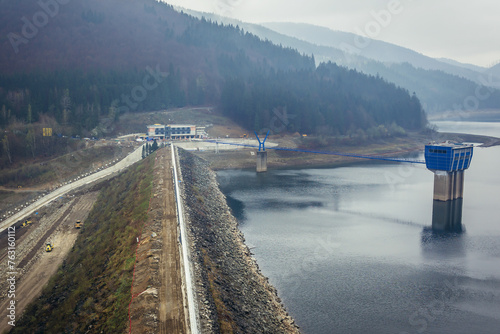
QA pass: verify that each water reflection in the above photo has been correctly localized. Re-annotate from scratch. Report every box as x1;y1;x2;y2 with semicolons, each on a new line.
421;199;466;258
431;199;465;233
225;195;246;222
421;225;466;258
217;132;500;334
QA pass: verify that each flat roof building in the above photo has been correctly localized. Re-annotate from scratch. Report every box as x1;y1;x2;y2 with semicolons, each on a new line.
425;142;473;172
146;124;205;140
424;142;474;203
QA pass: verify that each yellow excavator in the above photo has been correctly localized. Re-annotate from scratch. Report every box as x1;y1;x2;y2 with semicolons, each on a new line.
22;219;32;227
75;220;82;229
45;243;53;252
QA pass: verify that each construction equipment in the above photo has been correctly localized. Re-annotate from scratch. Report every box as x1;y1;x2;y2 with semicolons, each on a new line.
22;219;32;227
75;220;82;229
45;243;53;252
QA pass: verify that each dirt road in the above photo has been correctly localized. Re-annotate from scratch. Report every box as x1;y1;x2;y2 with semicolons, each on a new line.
0;192;99;333
128;147;187;333
158;148;186;333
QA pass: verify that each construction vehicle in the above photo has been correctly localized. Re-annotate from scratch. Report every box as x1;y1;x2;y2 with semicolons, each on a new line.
22;219;32;227
75;220;82;229
45;243;53;252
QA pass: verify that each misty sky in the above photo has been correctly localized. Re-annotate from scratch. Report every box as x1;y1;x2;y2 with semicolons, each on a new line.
164;0;500;68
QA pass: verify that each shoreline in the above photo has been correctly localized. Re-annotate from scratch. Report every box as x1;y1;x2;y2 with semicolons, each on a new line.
194;131;500;171
428;109;500;122
196;135;425;171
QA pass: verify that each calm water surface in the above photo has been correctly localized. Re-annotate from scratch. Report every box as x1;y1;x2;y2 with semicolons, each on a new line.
218;122;500;334
432;120;500;137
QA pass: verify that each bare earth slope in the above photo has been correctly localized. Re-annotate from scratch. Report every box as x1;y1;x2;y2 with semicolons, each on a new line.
0;192;99;334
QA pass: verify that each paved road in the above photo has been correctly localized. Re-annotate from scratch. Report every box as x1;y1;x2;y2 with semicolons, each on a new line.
0;145;143;234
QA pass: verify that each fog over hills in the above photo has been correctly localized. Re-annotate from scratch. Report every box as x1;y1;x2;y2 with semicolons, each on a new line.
261;22;488;81
0;0;429;153
488;62;500;77
0;0;310;75
179;7;500;114
436;58;487;73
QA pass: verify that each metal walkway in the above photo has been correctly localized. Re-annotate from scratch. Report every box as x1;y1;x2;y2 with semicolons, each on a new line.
204;140;426;164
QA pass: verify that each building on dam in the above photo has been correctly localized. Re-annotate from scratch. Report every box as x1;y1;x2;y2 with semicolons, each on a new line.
146;124;207;140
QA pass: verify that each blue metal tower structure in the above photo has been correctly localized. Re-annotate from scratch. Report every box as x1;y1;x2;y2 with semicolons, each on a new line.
424;142;473;201
424;142;474;232
254;131;270;152
424;143;473;172
254;131;270;172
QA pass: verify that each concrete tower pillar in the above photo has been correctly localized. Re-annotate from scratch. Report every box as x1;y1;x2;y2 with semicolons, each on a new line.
256;151;268;173
433;171;453;201
254;130;269;173
454;170;464;200
433;171;465;201
426;143;472;233
431;199;464;232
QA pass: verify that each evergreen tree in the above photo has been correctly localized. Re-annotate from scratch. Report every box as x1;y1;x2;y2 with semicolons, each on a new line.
26;127;36;158
151;140;158;152
2;135;12;164
27;104;32;124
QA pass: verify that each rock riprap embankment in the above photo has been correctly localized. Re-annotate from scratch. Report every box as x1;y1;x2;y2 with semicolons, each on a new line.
177;148;299;334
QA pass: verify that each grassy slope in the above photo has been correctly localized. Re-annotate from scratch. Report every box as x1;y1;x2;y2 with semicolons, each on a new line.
10;154;154;334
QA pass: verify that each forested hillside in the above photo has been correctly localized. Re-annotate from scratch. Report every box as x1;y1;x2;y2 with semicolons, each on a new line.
201;17;500;114
1;0;427;167
0;0;312;129
0;0;310;74
221;62;425;135
352;61;500;113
